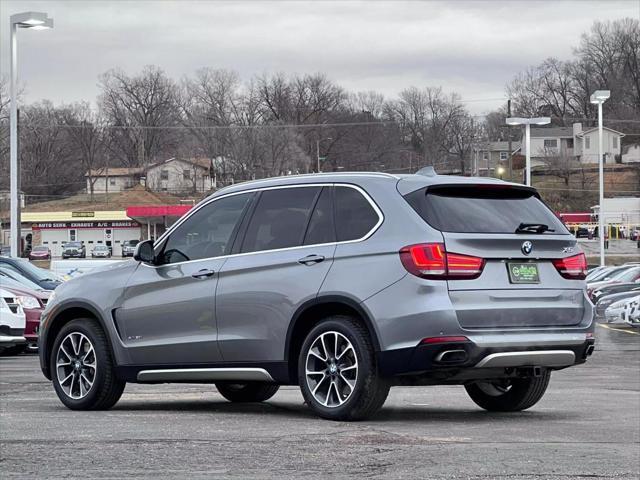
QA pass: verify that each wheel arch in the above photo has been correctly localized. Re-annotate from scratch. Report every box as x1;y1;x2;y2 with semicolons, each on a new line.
284;295;381;384
41;301;114;380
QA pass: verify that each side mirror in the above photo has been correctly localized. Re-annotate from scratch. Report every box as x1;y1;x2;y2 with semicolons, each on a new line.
133;240;156;264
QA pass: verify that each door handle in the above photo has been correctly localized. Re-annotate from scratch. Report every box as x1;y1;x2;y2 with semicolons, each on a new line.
298;254;325;265
192;268;215;279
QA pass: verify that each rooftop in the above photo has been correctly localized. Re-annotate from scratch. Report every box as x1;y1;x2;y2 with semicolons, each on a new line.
529;127;574;138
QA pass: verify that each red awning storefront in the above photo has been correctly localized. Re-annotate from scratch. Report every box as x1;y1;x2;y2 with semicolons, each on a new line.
126;205;193;239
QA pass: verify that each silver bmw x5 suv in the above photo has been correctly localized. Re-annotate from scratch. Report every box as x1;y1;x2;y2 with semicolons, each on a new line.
38;171;595;420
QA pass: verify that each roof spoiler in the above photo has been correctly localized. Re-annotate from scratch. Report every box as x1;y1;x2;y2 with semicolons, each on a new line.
415;166;437;177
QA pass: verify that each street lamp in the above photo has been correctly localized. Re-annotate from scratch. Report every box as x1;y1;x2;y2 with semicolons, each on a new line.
590;90;610;267
497;166;505;180
9;12;54;258
316;137;332;173
505;117;551;187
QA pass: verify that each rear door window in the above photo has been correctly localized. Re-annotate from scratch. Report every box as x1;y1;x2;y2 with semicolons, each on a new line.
241;187;320;253
304;187;336;245
404;186;568;234
334;186;380;242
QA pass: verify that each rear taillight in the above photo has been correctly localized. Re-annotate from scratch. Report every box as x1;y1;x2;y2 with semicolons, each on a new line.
552;253;587;280
399;243;485;280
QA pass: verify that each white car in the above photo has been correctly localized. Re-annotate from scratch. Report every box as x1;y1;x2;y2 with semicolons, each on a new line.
621;295;640;326
91;245;111;258
0;288;26;354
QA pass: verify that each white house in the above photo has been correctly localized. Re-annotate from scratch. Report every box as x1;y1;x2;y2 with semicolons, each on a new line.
574;124;625;164
521;123;625;166
145;158;213;194
85;167;143;194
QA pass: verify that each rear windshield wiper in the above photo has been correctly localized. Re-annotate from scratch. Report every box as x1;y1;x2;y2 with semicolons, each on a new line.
515;223;555;234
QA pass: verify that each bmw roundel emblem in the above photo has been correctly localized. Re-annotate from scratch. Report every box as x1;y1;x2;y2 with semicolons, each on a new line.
521;241;533;255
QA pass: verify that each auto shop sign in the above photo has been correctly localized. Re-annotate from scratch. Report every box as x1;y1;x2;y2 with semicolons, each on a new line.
32;221;139;229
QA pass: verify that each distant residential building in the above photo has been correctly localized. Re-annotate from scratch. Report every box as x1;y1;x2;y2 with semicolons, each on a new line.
476;141;521;175
520;123;625;167
146;158;213;194
85;167;143;193
574;124;625;164
0;190;25;210
85;158;214;195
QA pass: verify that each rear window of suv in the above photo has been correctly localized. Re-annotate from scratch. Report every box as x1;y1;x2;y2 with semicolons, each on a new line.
404;185;568;234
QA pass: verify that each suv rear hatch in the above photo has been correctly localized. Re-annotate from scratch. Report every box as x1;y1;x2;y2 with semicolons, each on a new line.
403;183;588;329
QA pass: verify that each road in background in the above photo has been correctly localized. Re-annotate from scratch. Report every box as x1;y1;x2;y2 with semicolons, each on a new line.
1;324;638;479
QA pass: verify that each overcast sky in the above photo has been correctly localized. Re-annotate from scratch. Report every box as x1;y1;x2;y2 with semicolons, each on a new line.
1;0;638;115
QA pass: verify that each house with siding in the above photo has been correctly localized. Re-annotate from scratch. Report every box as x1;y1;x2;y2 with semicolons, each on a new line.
520;123;625;167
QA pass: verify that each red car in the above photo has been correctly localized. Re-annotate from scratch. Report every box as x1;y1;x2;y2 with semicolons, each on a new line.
1;282;50;352
28;246;51;261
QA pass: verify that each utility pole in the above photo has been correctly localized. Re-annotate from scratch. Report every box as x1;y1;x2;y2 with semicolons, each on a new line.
507;99;512;180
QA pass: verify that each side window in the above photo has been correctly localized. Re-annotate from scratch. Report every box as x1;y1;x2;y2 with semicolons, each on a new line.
241;187;320;253
335;186;379;242
304;187;335;245
159;193;251;264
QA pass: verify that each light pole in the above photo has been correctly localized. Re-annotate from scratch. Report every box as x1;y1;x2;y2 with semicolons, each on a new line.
316;137;332;173
497;166;505;180
9;12;54;258
505;117;551;186
590;90;610;267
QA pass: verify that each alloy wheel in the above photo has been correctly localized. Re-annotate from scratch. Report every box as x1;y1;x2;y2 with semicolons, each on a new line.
56;332;97;400
305;331;358;408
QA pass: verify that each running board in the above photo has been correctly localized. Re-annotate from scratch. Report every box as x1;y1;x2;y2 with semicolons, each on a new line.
474;350;575;368
136;367;274;383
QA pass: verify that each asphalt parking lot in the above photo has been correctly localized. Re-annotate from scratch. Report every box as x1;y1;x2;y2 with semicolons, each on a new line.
1;324;638;479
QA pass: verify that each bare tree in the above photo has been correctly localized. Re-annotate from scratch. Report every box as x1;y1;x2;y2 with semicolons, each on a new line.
99;66;181;168
60;102;106;201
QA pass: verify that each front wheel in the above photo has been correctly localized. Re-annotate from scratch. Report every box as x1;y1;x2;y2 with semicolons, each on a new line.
298;316;390;421
50;318;125;410
215;382;279;403
464;371;551;412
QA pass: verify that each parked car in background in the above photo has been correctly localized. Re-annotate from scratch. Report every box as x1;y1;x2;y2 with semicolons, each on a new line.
575;227;590;239
91;245;111;258
586;266;609;281
28;246;52;261
121;240;139;257
38;173;595;420
1;283;49;352
596;287;640;319
587;265;630;283
591;281;640;305
62;241;86;259
588;266;640;301
621;296;640;326
0;257;62;290
0;289;26;355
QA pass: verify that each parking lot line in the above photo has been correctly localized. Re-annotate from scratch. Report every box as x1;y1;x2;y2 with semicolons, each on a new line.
598;323;640;335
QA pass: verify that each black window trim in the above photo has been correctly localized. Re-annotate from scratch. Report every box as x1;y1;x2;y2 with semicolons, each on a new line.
144;183;383;268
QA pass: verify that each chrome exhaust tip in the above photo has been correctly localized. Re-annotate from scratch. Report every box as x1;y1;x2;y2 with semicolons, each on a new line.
435;349;468;364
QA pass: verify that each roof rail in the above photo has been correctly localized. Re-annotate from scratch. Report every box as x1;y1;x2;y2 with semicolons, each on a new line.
416;166;437;177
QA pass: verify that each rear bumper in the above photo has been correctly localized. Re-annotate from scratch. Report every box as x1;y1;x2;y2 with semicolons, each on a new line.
0;334;27;347
378;332;595;378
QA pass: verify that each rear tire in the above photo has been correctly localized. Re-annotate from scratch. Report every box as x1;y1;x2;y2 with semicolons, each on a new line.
465;371;551;412
50;318;125;410
215;382;279;403
298;315;390;421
